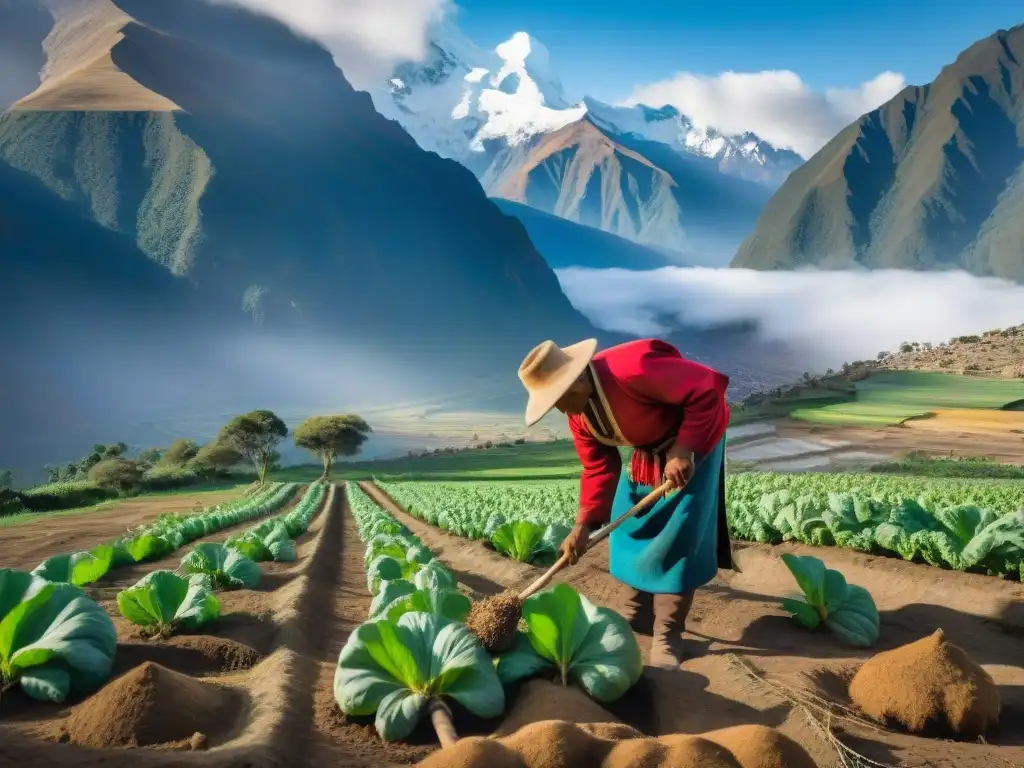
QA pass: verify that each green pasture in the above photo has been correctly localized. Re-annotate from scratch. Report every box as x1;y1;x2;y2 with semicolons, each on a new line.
789;371;1024;426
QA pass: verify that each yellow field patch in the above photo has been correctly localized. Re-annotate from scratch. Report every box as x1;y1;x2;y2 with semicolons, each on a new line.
905;409;1024;433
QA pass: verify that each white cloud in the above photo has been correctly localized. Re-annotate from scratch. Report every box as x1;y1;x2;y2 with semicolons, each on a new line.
556;267;1024;369
622;70;906;158
207;0;451;88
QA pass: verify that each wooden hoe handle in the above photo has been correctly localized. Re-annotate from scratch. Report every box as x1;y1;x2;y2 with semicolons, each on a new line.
518;480;675;601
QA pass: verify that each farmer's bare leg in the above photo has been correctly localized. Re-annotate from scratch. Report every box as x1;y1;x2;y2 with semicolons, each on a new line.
649;591;696;668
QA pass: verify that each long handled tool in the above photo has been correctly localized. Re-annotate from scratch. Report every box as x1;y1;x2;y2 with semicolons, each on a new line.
466;479;676;653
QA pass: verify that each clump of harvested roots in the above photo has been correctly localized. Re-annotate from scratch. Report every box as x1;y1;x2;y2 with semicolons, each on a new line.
466;591;522;653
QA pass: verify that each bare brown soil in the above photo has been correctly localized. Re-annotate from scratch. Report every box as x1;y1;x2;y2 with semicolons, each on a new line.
365;482;1024;768
879;326;1024;378
0;483;336;768
776;420;1024;465
0;487;244;571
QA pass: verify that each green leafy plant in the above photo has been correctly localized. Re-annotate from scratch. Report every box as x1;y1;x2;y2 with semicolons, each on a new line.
117;571;220;637
180;543;261;590
490;520;551;563
0;569;117;702
369;575;470;624
226;521;297;562
495;583;642;702
31;548;114;587
334;612;504;744
779;554;879;647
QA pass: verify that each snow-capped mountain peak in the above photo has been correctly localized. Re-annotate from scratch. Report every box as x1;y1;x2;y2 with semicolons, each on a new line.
373;19;802;187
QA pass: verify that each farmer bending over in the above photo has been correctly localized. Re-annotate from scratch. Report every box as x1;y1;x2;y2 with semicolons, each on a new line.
517;338;734;668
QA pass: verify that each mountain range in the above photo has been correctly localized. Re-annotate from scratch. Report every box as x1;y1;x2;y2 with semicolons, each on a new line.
733;24;1024;282
0;0;801;480
375;25;803;265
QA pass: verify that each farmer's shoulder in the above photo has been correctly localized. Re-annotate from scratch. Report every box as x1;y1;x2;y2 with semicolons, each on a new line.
596;338;683;373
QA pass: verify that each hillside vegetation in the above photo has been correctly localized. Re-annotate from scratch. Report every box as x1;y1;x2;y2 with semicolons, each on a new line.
733;24;1024;282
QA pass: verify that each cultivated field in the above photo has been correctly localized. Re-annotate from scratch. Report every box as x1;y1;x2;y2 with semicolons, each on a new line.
4;440;1021;767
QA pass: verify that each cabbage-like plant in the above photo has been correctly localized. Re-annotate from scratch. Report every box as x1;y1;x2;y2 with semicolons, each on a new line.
490;520;566;564
32;548;114;587
117;571;220;637
780;553;879;647
180;543;260;590
370;577;468;626
0;569;117;702
495;583;642;702
334;612;504;745
226;521;297;562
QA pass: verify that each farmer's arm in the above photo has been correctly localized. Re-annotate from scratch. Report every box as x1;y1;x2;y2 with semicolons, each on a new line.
626;343;730;456
569;415;622;527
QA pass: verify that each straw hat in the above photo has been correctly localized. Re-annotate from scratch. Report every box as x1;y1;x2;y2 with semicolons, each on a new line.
518;339;598;426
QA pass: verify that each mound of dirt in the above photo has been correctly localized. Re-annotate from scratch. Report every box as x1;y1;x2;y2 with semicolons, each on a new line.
849;629;1001;737
115;636;262;677
466;591;522;653
418;718;815;768
170;635;263;672
703;725;818;768
495;680;622;737
66;661;244;749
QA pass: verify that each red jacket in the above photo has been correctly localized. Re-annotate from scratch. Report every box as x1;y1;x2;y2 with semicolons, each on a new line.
569;339;730;526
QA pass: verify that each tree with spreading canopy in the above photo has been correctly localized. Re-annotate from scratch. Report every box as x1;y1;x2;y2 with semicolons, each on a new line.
189;440;245;478
294;415;372;479
161;439;200;466
217;410;288;485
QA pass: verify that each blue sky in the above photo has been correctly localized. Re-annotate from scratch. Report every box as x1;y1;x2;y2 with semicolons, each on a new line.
453;0;1023;102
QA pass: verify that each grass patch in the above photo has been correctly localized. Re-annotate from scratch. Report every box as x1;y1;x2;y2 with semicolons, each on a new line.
272;440;583;483
788;371;1024;427
869;453;1024;480
0;482;249;528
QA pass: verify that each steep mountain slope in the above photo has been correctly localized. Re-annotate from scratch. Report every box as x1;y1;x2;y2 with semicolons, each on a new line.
733;24;1024;282
481;117;772;263
492;198;678;270
377;24;798;262
2;0;595;356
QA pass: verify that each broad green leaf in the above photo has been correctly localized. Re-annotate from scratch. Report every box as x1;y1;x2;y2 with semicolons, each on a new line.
370;579;418;619
334;612;504;742
826;585;880;647
490;521;547;563
495;584;642;702
0;569;116;702
413;560;455;592
32;551;112;587
386;587;471;624
780;555;879;647
117;571;220;633
181;543;261;590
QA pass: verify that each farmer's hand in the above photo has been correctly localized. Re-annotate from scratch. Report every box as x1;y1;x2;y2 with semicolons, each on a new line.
560;523;592;565
663;445;695;491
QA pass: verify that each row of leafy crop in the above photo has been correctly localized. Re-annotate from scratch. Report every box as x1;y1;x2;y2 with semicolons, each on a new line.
727;473;1024;578
0;482;330;704
379;474;1024;577
333;483;882;749
29;483;301;588
376;480;571;565
332;483;644;745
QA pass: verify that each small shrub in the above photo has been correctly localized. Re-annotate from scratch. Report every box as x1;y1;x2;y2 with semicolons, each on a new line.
88;459;144;496
20;482;114;511
139;465;201;492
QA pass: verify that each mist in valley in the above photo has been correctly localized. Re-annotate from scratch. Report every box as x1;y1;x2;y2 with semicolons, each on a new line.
556;266;1024;371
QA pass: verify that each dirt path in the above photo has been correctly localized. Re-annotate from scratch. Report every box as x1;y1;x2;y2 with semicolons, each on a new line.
0;488;246;571
365;481;1024;768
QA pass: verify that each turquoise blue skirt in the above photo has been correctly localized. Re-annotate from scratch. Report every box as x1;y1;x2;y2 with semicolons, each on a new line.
609;436;731;594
